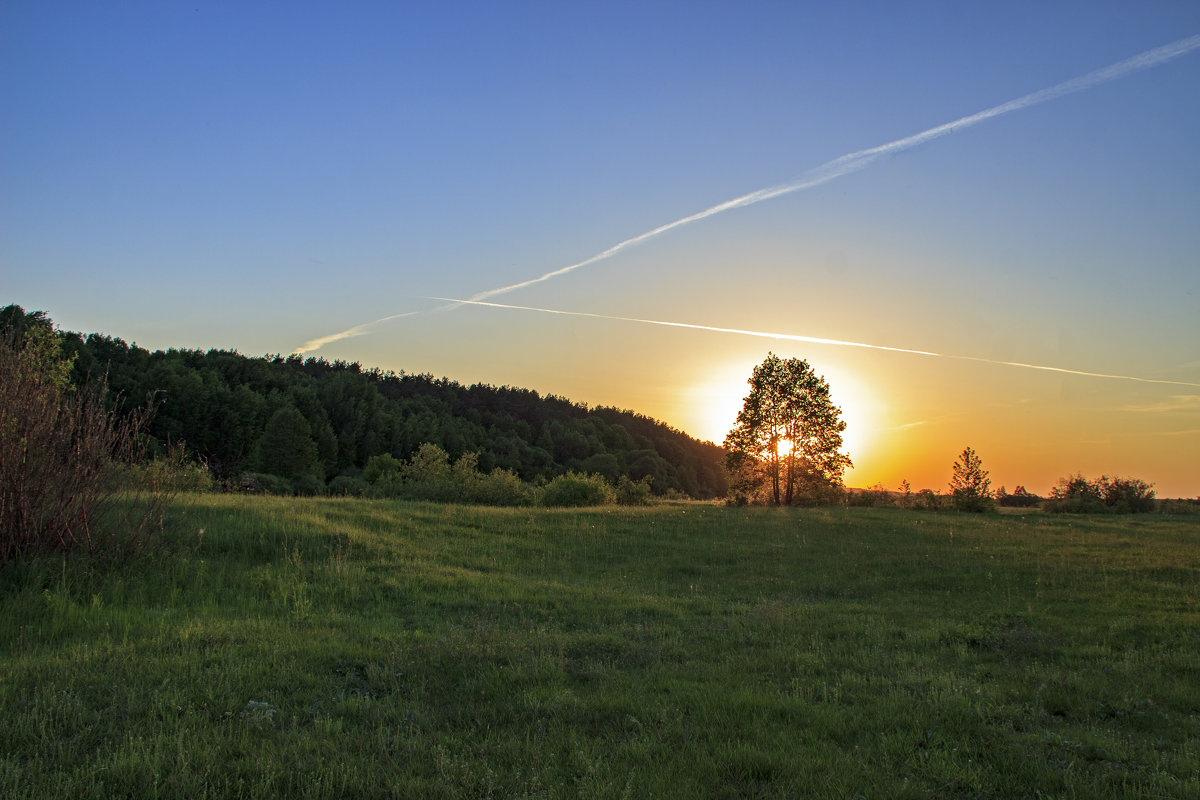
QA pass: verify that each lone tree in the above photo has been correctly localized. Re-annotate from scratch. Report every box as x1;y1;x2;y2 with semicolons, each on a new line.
724;353;851;505
949;446;992;512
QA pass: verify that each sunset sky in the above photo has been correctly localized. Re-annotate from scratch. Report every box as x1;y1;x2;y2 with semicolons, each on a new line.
3;2;1198;496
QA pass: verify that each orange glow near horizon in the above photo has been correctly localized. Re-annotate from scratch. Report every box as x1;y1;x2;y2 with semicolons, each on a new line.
679;358;881;484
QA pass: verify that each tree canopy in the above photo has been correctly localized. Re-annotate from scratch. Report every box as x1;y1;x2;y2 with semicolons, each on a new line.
0;304;727;498
723;353;850;505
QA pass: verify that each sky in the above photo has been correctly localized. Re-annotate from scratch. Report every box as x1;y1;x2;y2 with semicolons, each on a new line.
3;1;1198;497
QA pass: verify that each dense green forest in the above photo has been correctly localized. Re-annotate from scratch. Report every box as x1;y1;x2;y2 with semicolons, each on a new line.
2;305;727;498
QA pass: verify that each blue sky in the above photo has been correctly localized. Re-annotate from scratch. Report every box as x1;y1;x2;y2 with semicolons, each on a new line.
3;1;1198;495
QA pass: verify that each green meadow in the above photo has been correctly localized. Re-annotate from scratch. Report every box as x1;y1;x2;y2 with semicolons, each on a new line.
2;497;1197;798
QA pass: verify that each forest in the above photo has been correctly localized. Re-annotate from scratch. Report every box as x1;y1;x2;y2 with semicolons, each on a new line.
1;305;727;499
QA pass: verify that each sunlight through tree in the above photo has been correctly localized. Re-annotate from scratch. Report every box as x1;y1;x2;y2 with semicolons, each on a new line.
724;353;850;505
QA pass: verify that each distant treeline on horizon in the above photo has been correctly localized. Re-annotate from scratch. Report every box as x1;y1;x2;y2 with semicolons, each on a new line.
5;305;727;498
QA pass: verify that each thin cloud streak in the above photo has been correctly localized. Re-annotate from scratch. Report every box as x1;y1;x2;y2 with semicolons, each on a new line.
295;34;1200;353
1122;395;1200;413
469;34;1200;303
432;297;1200;390
293;311;417;355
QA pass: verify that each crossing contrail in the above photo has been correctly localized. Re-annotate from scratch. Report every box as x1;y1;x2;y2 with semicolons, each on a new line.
431;297;1200;389
293;33;1200;354
467;34;1200;303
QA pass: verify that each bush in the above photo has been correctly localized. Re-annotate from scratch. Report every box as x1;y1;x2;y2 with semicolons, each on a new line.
293;473;326;496
845;483;891;508
616;475;654;506
915;489;945;511
363;453;402;485
238;472;296;495
363;444;534;505
1098;476;1155;513
1;312;168;561
539;472;617;507
1044;473;1155;514
467;467;532;507
997;485;1041;508
1158;498;1200;515
328;475;369;497
117;449;215;494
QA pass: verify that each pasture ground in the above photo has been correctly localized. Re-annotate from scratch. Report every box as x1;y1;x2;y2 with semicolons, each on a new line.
2;496;1197;798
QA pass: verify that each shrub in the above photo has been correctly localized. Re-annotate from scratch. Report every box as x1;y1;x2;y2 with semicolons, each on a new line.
997;485;1041;508
539;472;616;507
1044;474;1107;514
238;472;296;495
845;483;891;508
328;475;369;497
616;475;654;506
467;467;532;506
363;453;402;485
293;473;326;496
1;313;167;561
116;448;215;494
1044;473;1155;514
1158;498;1200;515
1098;476;1155;514
363;444;534;505
915;489;945;511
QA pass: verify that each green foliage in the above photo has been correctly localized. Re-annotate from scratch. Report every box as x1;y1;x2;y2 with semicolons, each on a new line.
43;320;728;498
539;471;617;507
615;475;654;505
724;353;851;506
254;406;323;485
1;305;170;561
363;444;533;506
845;483;892;507
362;452;402;484
118;450;216;494
1046;473;1104;513
460;465;531;507
1098;475;1156;513
237;472;296;496
949;446;994;512
915;488;945;511
997;485;1041;508
326;474;369;497
1045;473;1156;514
1157;497;1200;515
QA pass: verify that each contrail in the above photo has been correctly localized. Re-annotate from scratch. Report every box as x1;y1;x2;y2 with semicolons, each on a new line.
469;33;1200;303
431;297;1200;389
294;34;1200;354
293;311;417;355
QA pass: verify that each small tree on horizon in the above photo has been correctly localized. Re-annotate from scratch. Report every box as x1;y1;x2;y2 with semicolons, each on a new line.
949;446;992;512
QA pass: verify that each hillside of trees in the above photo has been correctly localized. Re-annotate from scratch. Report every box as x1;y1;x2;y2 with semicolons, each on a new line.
2;305;727;498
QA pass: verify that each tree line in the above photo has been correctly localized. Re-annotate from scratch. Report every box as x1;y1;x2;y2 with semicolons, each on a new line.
1;305;727;499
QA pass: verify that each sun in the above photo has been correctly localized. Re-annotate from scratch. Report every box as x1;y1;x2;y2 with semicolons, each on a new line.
681;357;888;474
818;363;879;478
682;358;880;473
682;361;756;444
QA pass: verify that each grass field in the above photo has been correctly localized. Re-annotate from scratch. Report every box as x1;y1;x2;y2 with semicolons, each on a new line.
2;496;1198;798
